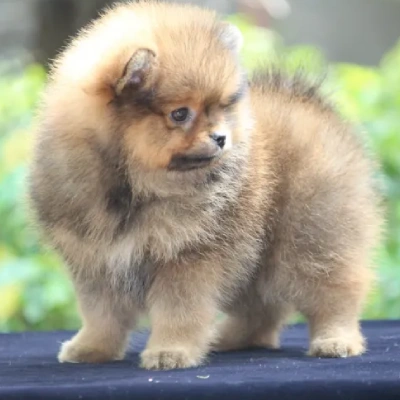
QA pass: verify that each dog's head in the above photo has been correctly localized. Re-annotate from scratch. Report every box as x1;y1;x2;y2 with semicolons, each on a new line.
49;2;252;185
111;13;250;174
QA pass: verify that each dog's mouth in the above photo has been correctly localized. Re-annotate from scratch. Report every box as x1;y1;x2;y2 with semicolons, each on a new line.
168;153;220;171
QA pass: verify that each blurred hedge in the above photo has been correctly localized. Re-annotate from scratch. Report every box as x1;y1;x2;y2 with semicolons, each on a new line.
0;17;399;331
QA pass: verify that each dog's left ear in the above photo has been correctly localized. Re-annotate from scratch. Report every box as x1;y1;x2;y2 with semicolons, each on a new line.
219;22;243;54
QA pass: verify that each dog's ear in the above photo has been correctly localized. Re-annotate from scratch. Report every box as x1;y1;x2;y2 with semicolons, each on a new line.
219;22;243;54
115;48;157;95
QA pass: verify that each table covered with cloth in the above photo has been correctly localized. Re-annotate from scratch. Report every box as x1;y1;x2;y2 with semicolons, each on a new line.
0;321;399;400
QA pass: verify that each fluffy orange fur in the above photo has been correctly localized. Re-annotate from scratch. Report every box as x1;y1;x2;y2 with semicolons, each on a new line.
28;1;383;370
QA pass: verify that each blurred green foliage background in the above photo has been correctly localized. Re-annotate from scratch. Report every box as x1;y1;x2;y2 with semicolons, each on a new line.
0;16;399;332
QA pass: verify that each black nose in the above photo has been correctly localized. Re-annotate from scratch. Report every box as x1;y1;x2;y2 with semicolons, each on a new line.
210;133;226;149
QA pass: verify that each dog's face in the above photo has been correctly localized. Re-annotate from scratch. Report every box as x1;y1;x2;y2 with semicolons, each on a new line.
111;22;251;173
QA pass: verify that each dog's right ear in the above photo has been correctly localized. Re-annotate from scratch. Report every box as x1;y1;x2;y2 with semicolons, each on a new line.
115;48;157;96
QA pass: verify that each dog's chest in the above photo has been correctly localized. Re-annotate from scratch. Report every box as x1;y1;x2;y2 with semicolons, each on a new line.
101;198;219;304
106;197;218;270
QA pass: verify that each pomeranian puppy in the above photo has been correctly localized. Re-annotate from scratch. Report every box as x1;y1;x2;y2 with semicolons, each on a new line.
28;1;382;370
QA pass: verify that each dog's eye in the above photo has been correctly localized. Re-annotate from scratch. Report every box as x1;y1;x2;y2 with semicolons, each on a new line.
170;107;190;123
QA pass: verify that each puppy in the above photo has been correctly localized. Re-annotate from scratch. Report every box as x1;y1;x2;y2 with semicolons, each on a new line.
28;1;383;370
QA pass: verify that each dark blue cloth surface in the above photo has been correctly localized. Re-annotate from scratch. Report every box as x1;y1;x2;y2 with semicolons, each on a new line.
0;321;399;400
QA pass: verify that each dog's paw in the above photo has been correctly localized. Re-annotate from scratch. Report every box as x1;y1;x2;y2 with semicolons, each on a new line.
212;327;280;352
140;347;202;370
58;339;123;363
308;335;366;358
